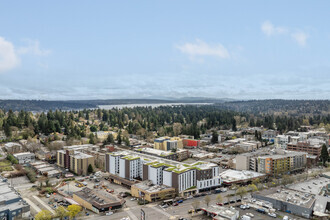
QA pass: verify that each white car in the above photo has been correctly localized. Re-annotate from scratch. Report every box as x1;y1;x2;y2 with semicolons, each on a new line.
268;213;277;218
121;217;131;220
246;213;254;217
106;212;114;216
130;198;136;201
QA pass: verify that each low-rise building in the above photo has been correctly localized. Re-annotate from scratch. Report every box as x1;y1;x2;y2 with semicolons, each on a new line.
201;205;239;220
183;139;200;148
0;178;30;220
131;180;176;202
135;147;189;162
3;142;22;154
73;187;125;213
219;169;266;185
252;187;316;219
13;152;35;164
30;161;62;177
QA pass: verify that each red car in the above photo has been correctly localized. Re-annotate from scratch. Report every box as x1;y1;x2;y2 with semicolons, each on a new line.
216;203;223;206
173;202;179;206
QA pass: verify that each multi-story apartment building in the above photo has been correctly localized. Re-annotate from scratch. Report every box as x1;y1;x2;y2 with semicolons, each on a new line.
236;151;307;176
154;137;183;151
257;151;306;176
287;141;323;160
57;149;94;175
105;151;222;195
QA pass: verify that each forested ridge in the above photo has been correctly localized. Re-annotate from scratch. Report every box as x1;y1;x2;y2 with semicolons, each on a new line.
0;102;329;143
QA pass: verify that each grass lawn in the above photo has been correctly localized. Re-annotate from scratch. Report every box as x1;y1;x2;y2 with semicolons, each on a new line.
0;160;13;171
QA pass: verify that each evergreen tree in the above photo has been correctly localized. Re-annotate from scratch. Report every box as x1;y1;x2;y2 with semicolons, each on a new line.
320;144;329;166
117;130;122;145
88;164;94;174
232;118;237;131
89;133;96;144
211;130;218;144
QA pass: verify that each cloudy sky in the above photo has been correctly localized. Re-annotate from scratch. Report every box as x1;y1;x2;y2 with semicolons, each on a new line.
0;1;329;100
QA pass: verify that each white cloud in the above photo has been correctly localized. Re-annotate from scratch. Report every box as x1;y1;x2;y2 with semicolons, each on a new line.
261;21;287;36
261;21;309;46
0;37;20;73
176;39;230;59
18;39;51;56
291;31;308;46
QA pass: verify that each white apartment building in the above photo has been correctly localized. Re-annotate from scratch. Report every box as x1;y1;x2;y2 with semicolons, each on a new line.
105;151;222;193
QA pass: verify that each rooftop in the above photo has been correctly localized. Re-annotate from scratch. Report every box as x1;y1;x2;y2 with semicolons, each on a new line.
202;205;239;219
255;187;316;208
13;152;34;156
220;169;266;183
74;187;124;208
132;180;174;193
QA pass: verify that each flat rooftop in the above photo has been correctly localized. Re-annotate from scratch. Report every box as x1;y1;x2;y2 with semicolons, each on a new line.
202;205;238;219
255;187;316;209
74;187;123;207
133;181;174;193
13;152;34;156
220;169;265;183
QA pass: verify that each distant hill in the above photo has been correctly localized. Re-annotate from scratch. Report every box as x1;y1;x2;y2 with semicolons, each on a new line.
216;99;330;116
0;99;329;116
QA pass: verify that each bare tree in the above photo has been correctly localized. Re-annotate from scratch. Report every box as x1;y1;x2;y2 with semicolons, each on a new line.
204;195;211;207
216;194;223;204
191;200;200;211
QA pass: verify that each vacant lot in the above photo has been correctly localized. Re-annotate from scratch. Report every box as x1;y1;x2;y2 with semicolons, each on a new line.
0;160;13;171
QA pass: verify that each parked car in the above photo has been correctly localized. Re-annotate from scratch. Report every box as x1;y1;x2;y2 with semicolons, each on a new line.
268;213;277;218
173;202;178;206
256;208;266;214
246;213;254;218
106;212;114;216
241;215;251;220
178;200;183;203
216;203;223;206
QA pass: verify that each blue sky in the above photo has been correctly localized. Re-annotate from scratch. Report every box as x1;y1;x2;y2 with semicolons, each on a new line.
0;1;329;100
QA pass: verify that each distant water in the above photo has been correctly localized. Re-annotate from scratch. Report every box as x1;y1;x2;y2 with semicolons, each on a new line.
99;103;212;109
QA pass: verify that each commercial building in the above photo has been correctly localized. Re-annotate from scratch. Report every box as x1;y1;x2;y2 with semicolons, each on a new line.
57;149;94;175
219;169;266;185
135;147;189;161
0;178;30;220
131;180;176;202
287;141;323;160
154;137;183;151
73;187;125;213
105;151;222;195
183;139;200;148
201;205;239;220
252;188;316;218
13;152;35;164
